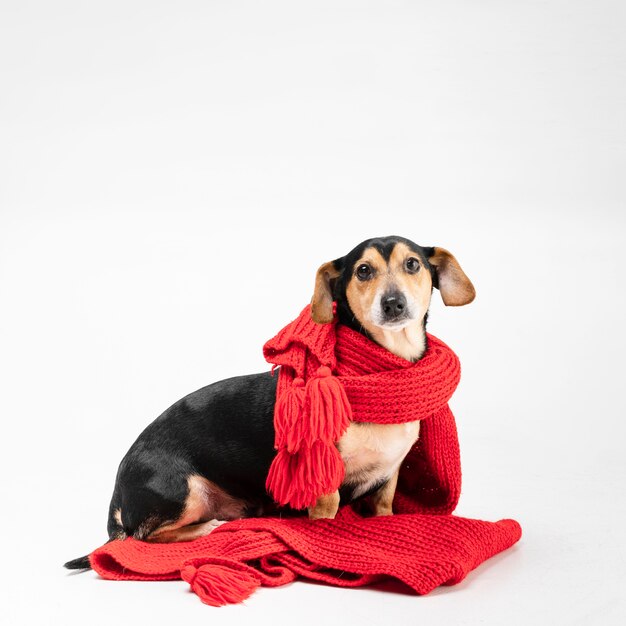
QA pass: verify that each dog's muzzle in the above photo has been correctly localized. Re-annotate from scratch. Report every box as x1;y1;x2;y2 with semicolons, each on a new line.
381;292;408;322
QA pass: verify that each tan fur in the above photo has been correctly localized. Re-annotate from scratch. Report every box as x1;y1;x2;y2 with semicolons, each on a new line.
111;508;126;539
146;519;226;543
365;321;426;361
146;475;246;543
308;490;340;520
429;247;476;306
345;248;386;334
346;243;432;362
369;467;400;516
338;421;420;500
311;261;341;323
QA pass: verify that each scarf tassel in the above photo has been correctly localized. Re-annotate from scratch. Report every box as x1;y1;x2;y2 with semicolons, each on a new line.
181;559;261;606
306;365;352;441
267;366;352;510
266;442;346;510
274;377;306;451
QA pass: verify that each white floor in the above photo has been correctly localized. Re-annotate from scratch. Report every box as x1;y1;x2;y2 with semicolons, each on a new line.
1;1;625;624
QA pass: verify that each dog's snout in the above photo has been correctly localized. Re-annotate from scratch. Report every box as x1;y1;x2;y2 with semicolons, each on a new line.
381;292;407;319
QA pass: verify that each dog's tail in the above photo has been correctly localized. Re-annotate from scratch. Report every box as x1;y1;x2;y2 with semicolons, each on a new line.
65;490;127;571
64;555;91;570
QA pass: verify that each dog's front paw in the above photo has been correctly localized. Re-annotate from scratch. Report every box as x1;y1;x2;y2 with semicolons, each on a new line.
372;505;394;517
307;491;340;520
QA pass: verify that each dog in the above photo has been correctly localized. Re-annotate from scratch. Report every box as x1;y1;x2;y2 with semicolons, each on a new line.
65;235;474;569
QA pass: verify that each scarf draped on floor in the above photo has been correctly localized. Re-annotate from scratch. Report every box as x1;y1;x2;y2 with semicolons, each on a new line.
88;306;521;605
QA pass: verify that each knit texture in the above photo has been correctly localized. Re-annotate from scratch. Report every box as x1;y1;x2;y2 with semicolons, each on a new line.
263;305;462;510
87;305;522;605
91;508;521;606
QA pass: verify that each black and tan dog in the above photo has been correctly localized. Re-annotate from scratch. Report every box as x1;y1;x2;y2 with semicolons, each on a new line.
65;236;474;569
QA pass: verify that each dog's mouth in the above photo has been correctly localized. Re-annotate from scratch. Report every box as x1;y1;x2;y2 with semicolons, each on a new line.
368;310;415;332
375;316;413;330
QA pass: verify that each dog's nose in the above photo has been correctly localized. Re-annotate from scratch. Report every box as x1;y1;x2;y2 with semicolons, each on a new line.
381;293;407;319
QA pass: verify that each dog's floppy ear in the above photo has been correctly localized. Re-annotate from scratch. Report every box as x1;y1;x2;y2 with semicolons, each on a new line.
311;258;343;323
427;247;476;306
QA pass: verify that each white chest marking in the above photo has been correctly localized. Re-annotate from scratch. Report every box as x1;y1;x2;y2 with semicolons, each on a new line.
338;420;420;498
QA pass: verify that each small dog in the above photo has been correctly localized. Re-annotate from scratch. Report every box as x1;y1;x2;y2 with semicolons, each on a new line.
65;236;474;568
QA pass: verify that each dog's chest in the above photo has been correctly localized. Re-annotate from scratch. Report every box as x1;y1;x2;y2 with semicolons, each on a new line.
338;420;420;497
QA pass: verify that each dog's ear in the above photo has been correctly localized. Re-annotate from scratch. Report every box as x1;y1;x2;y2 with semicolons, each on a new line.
311;258;343;323
427;247;476;306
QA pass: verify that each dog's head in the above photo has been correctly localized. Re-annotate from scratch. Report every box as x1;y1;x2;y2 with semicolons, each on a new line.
311;236;475;359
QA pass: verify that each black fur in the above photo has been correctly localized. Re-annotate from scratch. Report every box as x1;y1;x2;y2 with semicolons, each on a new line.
333;236;436;336
64;236;437;570
110;372;279;536
64;556;91;570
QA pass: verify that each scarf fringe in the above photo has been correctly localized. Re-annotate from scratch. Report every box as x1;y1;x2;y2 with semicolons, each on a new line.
266;442;346;510
306;366;352;442
275;377;306;452
267;366;352;509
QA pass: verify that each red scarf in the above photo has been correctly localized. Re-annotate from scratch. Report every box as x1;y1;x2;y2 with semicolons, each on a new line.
87;306;521;606
263;305;462;512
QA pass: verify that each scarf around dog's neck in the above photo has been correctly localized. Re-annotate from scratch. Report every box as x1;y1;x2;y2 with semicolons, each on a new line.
263;305;462;510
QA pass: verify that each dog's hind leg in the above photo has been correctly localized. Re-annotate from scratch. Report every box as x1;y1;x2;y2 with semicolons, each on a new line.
142;474;247;543
146;518;227;542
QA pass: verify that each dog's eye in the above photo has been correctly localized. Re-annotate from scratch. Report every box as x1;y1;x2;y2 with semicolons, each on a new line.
356;264;373;281
405;257;420;273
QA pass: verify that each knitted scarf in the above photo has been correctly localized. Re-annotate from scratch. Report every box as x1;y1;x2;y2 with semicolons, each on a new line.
87;306;522;606
263;305;462;511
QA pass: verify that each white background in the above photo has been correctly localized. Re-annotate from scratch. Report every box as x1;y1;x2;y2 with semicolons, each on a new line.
1;1;625;624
